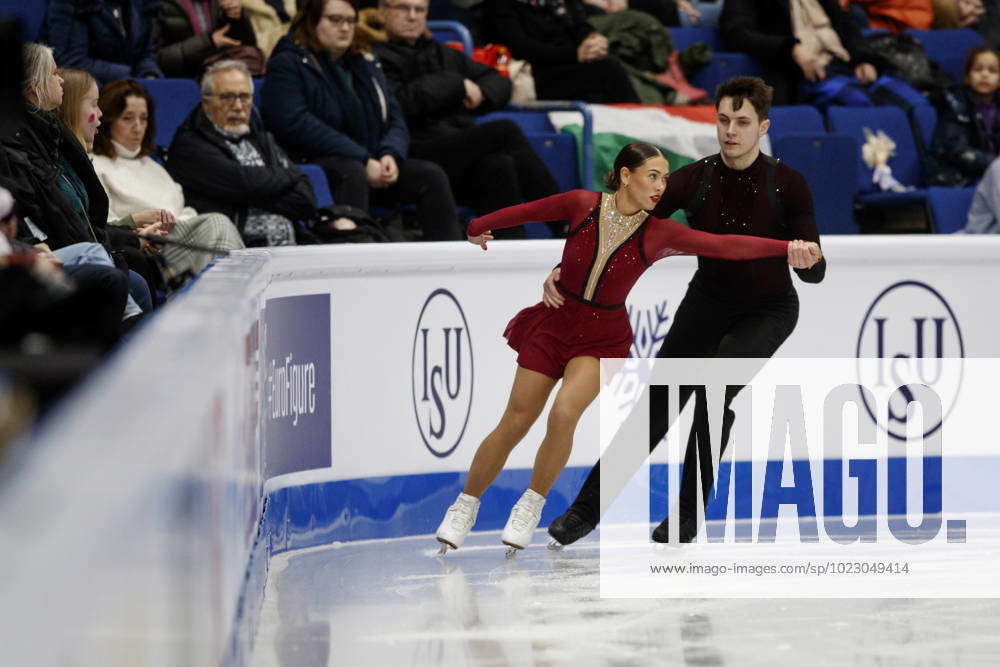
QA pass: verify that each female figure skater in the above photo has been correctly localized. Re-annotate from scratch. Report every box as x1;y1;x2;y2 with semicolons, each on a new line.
435;142;819;554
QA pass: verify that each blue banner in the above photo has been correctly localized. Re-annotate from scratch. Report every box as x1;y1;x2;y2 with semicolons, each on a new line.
262;294;332;479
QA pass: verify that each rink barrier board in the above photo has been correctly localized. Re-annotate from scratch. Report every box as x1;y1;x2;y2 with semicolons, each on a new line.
256;456;966;555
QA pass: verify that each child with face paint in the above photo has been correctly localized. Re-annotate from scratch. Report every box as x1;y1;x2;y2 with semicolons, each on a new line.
57;72;244;285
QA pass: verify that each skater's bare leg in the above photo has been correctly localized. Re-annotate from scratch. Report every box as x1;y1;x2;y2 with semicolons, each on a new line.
463;366;557;497
529;356;600;496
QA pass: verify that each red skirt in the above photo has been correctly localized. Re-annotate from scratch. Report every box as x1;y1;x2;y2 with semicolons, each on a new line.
503;297;633;379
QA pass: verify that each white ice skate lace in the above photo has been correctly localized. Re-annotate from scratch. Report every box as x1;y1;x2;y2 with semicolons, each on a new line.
449;502;475;530
509;503;538;532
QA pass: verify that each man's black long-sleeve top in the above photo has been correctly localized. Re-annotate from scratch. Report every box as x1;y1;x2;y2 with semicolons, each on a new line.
652;152;826;299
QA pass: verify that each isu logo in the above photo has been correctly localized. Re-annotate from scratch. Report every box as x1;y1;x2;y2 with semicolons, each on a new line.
412;289;474;457
856;280;964;440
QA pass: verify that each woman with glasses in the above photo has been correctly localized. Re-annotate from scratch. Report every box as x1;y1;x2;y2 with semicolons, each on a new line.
262;0;464;241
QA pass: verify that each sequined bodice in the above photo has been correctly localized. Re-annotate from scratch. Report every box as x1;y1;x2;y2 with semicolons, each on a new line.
556;193;651;308
581;193;648;300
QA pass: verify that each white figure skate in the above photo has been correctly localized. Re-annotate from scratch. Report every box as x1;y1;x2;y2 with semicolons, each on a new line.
436;493;480;555
501;489;546;557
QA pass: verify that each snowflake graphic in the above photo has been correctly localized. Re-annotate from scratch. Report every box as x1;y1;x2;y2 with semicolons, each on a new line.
605;300;672;416
629;300;671;359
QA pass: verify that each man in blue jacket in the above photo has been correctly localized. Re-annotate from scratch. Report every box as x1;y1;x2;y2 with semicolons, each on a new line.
44;0;163;84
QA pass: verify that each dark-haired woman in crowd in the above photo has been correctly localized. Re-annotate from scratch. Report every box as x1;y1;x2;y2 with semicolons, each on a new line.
433;141;820;555
932;45;1000;187
262;0;462;240
87;80;244;284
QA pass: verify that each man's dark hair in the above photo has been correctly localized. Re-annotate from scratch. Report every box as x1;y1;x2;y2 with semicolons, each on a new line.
715;76;774;120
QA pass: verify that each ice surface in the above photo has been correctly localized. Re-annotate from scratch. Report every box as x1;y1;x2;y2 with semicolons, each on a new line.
250;526;1000;666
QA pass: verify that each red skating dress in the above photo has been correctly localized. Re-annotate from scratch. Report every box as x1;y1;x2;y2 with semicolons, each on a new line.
466;190;790;379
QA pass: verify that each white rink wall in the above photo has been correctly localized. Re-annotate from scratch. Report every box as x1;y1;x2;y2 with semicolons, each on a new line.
0;236;997;665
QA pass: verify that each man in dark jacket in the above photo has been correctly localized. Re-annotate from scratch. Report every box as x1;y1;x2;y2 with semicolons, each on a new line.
720;0;886;106
483;0;638;103
167;60;317;247
43;0;163;83
156;0;260;79
374;0;562;238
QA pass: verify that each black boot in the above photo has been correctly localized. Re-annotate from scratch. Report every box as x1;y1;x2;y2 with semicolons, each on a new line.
651;515;698;543
547;507;596;546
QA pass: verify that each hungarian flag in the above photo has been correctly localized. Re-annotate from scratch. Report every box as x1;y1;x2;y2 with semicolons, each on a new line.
550;104;773;223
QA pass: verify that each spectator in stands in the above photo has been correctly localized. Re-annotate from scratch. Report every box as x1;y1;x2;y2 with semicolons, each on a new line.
961;1;1000;47
0;186;131;349
56;71;171;260
720;0;889;106
483;0;640;103
43;0;163;83
582;0;721;27
168;60;318;247
83;79;246;281
850;0;933;32
374;0;563;238
931;46;1000;186
0;45;152;316
262;0;463;240
963;157;1000;231
156;0;263;79
242;0;299;57
932;0;989;30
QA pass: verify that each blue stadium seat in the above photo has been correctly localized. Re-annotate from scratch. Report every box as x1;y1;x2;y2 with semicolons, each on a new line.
478;109;579;191
0;0;46;41
926;186;975;233
427;20;473;54
479;109;556;134
691;53;761;97
668;26;722;52
767;106;825;142
477;104;594;238
300;164;333;208
771;134;858;234
472;110;573;238
141;78;201;150
826;105;927;207
905;29;985;82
